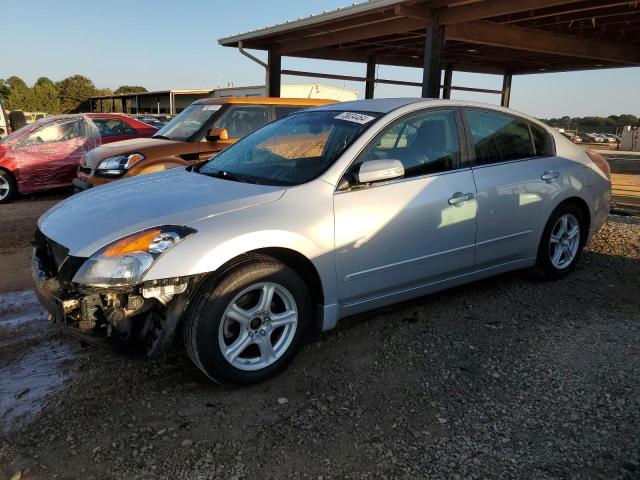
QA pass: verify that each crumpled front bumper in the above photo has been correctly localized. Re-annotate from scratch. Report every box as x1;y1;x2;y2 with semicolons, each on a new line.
31;229;195;354
31;231;85;322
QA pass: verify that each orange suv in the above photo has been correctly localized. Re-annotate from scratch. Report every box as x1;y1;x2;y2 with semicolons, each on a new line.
73;97;335;190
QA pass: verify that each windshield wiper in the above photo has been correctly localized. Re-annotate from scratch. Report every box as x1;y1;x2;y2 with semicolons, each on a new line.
153;134;171;140
200;170;252;184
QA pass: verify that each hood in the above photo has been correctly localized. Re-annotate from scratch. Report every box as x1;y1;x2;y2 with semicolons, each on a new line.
39;168;285;257
83;137;193;167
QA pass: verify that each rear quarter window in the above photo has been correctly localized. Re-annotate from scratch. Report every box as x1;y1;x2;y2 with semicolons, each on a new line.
531;123;555;156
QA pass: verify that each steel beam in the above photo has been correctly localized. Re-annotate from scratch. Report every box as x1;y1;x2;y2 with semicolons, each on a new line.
446;20;640;65
365;57;376;99
501;73;512;107
421;24;445;98
274;16;429;55
267;48;282;97
442;66;453;99
438;0;586;25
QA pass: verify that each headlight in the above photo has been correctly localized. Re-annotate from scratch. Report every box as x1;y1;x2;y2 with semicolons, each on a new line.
73;226;196;287
96;153;145;177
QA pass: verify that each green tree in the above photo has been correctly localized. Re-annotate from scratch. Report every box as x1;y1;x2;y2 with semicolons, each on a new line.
4;76;31;111
114;85;148;95
56;74;97;113
30;77;61;113
0;79;9;104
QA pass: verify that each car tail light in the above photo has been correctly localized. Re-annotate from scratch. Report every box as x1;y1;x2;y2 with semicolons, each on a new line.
586;150;611;180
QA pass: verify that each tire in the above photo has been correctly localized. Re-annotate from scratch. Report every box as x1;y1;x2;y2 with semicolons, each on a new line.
8;111;26;132
0;170;17;204
183;256;311;384
531;203;587;281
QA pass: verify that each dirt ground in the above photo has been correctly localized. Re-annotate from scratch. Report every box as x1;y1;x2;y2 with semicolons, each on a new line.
0;190;639;479
0;190;69;293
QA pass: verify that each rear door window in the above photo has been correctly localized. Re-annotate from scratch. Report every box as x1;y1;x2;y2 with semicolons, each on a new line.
92;118;136;137
213;105;268;138
465;110;534;165
275;106;304;119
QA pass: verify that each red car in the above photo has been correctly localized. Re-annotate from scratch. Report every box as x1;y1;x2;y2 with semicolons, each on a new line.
0;113;156;203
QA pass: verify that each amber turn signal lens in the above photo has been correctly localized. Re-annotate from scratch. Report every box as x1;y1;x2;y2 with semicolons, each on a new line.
125;153;145;169
103;229;161;257
586;150;611;180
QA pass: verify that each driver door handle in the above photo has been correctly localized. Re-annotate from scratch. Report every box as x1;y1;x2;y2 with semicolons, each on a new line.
448;192;474;206
541;171;560;182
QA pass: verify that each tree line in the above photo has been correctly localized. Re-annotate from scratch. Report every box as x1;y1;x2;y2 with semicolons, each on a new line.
0;75;148;114
541;114;639;130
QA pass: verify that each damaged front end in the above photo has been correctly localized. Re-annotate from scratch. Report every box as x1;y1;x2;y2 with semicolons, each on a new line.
32;229;199;355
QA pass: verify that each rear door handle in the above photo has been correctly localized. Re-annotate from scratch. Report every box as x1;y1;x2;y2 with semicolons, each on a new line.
541;171;560;182
448;192;474;206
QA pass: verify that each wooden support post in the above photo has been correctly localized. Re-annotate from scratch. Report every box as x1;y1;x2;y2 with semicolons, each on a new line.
421;24;445;98
267;48;282;97
365;56;376;99
442;66;453;99
501;73;512;107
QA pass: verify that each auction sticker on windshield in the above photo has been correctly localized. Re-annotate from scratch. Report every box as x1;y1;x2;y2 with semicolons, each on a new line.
202;105;222;111
335;112;376;124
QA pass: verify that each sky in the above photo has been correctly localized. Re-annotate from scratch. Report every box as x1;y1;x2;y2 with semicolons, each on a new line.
4;0;640;118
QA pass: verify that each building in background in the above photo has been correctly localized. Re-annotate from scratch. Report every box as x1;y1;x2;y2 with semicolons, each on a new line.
89;84;357;115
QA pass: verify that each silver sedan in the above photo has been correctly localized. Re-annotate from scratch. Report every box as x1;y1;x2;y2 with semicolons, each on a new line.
33;99;611;384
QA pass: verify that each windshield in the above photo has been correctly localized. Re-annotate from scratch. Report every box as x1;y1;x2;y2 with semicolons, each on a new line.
198;110;380;186
153;104;222;141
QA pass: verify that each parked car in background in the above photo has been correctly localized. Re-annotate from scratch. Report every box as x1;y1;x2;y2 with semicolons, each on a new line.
131;115;170;129
561;131;581;143
73;97;336;191
33;99;610;384
0;101;8;139
0;113;156;203
24;112;49;124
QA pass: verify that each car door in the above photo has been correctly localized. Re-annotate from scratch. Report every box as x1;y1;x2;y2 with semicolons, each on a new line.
17;118;87;187
198;105;269;159
334;109;477;305
463;109;562;268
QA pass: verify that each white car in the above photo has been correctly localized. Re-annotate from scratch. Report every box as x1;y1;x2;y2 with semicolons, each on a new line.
0;101;8;139
33;99;611;384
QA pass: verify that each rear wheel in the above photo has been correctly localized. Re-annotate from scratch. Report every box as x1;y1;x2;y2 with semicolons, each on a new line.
183;257;311;384
531;203;586;280
0;170;17;204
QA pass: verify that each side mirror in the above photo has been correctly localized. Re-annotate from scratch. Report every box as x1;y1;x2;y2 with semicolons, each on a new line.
357;159;404;184
206;127;228;142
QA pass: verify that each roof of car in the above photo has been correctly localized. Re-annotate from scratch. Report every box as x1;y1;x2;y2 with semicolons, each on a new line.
193;97;337;106
308;98;545;125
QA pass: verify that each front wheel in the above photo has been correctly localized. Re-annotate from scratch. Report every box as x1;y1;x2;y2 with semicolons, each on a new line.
183;257;311;384
531;203;587;281
0;170;17;204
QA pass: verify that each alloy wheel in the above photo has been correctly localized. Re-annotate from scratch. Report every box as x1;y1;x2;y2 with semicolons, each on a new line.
0;176;10;200
549;213;580;269
218;282;298;371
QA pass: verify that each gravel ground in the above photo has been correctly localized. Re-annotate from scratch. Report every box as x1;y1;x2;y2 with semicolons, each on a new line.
0;215;639;480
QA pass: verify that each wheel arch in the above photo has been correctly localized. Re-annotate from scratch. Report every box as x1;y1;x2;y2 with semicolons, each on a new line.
184;247;326;331
554;196;591;234
535;195;592;251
